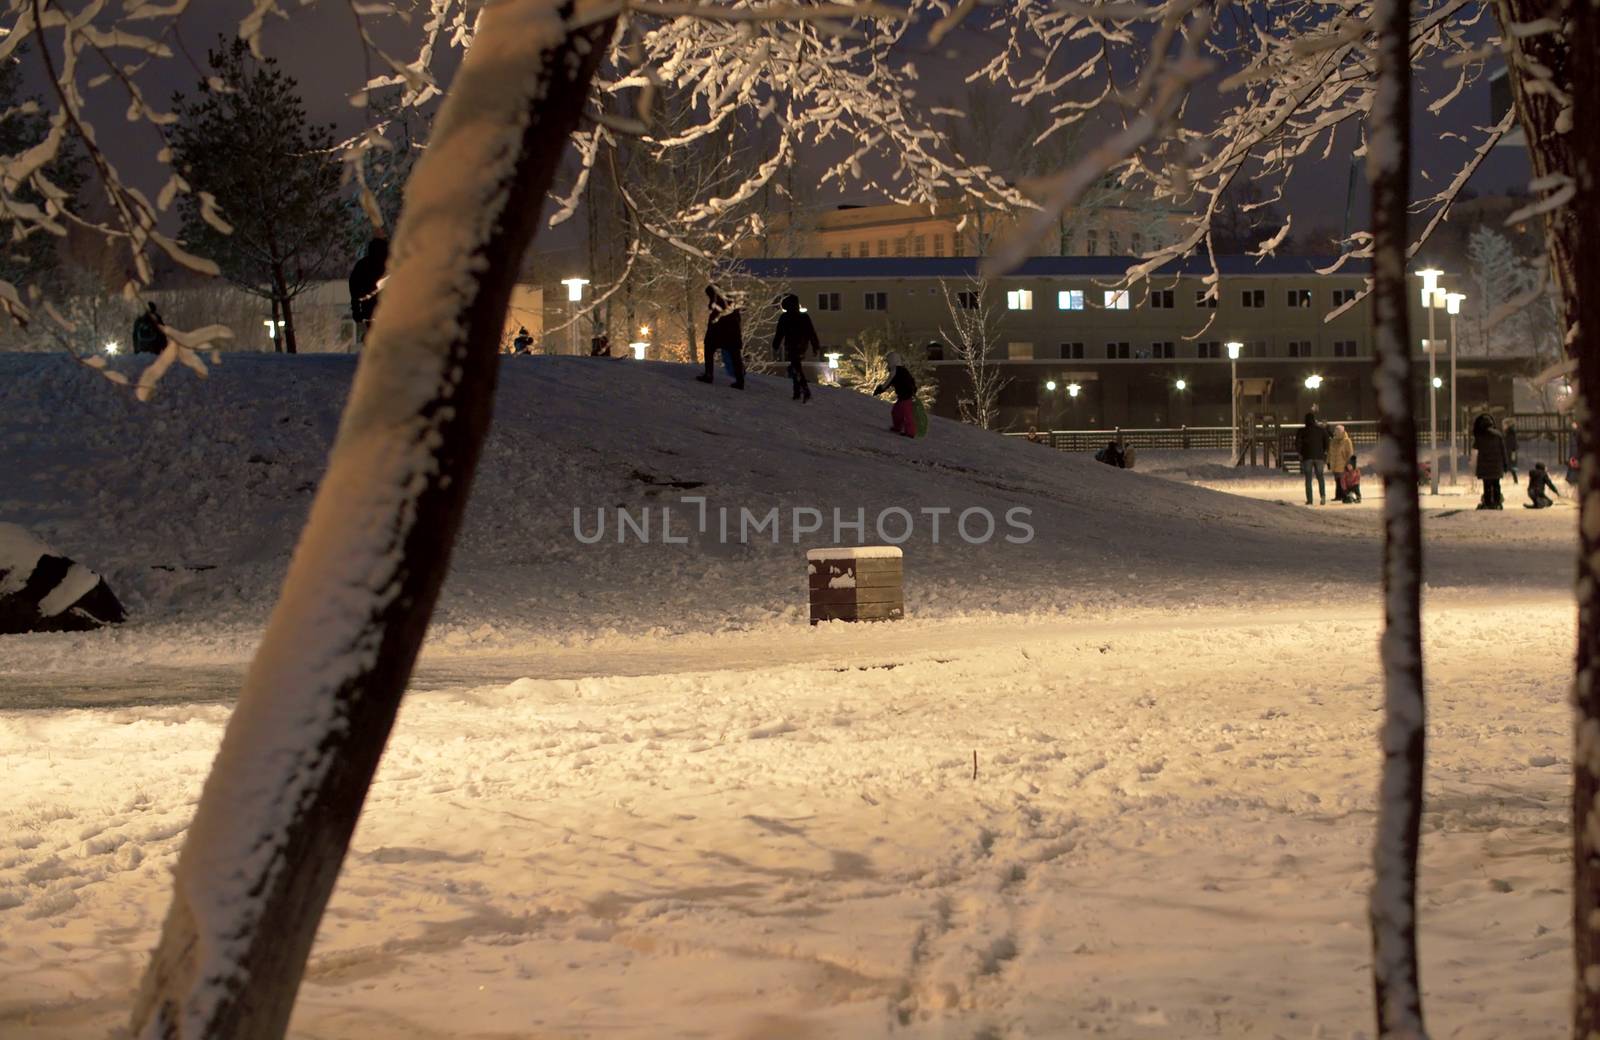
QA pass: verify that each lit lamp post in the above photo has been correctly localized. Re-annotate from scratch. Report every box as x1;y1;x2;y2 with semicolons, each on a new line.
1445;291;1465;487
629;340;648;360
262;318;285;347
825;351;841;385
560;277;589;356
104;340;120;355
1226;341;1243;463
1416;268;1444;495
1305;373;1324;392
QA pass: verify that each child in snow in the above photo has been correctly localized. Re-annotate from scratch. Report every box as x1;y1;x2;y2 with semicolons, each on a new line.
1527;461;1561;508
874;351;918;437
1338;458;1362;503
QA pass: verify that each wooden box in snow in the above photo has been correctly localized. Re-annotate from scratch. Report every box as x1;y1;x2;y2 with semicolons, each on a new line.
806;546;904;624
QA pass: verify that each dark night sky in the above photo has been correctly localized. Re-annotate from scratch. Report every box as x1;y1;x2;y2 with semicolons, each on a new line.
27;6;1533;260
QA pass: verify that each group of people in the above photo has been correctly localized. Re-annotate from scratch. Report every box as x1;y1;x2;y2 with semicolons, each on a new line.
1295;415;1364;505
694;285;921;436
1297;411;1569;511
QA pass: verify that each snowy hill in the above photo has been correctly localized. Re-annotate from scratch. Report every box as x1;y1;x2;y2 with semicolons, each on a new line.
0;353;1561;647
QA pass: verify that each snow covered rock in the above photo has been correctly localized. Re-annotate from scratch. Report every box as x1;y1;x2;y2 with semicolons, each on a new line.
0;524;125;633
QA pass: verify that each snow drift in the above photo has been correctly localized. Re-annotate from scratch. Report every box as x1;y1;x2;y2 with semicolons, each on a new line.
0;353;1555;644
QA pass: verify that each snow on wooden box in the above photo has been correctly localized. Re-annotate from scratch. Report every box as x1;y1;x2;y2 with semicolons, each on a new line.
806;546;904;624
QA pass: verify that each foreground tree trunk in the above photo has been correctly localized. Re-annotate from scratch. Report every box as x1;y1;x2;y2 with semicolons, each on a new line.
130;4;616;1037
1565;0;1600;1032
1491;1;1600;1030
1366;0;1427;1034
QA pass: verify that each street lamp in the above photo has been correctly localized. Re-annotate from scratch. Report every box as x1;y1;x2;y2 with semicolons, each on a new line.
629;340;648;360
1174;378;1187;391
103;340;120;355
1067;382;1081;398
1445;291;1465;486
1416;269;1447;495
1305;374;1324;390
561;277;589;356
1045;379;1057;392
1226;341;1243;464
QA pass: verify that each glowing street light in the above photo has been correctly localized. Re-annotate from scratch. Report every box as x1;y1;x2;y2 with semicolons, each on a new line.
1045;379;1058;392
1067;382;1081;398
1445;291;1466;486
1174;378;1187;391
1226;341;1243;463
640;324;650;337
1432;376;1443;389
1416;268;1443;309
1417;272;1449;495
103;340;120;355
1304;374;1324;390
825;351;841;369
561;277;589;356
629;341;648;360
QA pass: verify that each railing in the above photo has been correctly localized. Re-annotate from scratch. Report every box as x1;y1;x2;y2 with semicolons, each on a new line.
1006;413;1575;464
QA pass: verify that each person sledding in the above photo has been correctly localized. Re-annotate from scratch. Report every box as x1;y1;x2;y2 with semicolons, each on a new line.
1337;457;1362;503
1526;461;1561;508
874;350;918;437
771;293;819;402
697;284;745;390
1094;440;1128;468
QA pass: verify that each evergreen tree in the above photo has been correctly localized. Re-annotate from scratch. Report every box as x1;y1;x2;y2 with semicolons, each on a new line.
169;39;345;354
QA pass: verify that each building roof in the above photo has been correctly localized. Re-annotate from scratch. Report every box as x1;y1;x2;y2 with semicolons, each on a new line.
727;256;1371;280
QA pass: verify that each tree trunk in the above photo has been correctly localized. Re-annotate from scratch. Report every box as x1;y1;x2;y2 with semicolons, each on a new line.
1366;0;1427;1034
280;286;299;357
269;293;281;353
1490;2;1599;1031
129;5;616;1038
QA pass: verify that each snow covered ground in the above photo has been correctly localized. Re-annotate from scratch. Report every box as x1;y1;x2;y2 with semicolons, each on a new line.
0;354;1581;1036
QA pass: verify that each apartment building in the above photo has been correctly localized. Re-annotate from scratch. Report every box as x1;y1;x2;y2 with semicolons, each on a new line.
733;255;1519;430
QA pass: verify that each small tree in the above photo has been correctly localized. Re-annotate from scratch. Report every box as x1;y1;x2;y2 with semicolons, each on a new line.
169;39;346;355
940;278;1007;430
841;323;935;406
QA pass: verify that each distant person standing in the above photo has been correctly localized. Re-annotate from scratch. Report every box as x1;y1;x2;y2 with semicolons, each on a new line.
512;327;534;353
697;285;745;390
1503;418;1520;484
1472;413;1508;509
1297;412;1331;506
772;293;818;403
348;236;389;349
1328;423;1355;479
131;302;167;355
589;332;611;357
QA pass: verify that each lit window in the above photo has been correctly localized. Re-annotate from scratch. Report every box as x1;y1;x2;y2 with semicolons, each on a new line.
1007;289;1034;311
1104;289;1130;310
1058;289;1084;311
1008;342;1035;359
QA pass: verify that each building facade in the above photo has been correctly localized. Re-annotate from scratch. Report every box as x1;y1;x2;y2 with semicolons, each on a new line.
733;256;1520;430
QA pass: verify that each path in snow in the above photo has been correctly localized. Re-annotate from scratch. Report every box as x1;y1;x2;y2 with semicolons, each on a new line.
0;597;1574;1038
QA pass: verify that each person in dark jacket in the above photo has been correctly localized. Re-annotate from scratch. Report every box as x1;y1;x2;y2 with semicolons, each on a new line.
1297;412;1331;505
512;327;533;353
697;285;746;389
131;301;167;355
348;236;389;348
874;350;918;436
1473;413;1508;509
1527;461;1561;508
1094;441;1127;469
1503;418;1520;484
771;293;819;402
